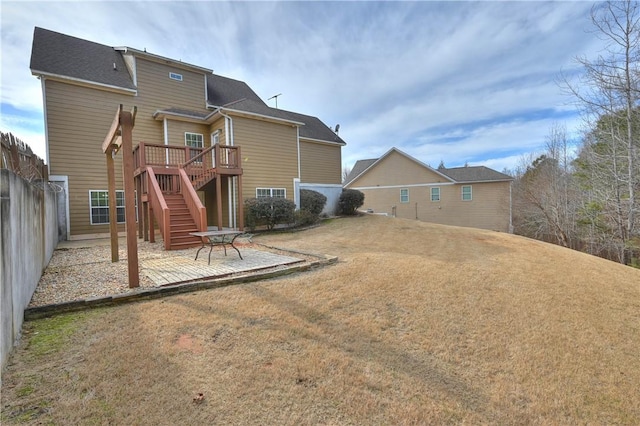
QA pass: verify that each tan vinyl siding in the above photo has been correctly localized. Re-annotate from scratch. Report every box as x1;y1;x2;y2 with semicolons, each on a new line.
134;58;207;113
299;140;342;184
45;79;135;236
231;116;298;202
357;182;511;232
351;150;448;187
166;121;209;147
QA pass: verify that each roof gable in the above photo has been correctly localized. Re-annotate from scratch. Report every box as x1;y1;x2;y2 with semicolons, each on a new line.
30;27;135;90
344;147;453;187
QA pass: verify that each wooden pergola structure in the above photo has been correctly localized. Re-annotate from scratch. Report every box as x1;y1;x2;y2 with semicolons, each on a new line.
102;105;139;288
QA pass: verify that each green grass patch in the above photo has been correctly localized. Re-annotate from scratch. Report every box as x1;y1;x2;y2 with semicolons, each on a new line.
26;313;86;357
16;385;35;397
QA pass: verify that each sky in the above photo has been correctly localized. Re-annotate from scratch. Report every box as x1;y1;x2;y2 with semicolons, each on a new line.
1;1;604;172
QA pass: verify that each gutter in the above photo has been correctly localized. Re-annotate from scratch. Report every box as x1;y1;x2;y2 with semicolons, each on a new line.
32;70;137;95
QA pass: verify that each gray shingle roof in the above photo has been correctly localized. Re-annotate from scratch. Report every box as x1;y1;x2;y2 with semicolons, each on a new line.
271;108;345;145
207;74;265;106
30;27;135;90
439;166;512;182
343;158;377;185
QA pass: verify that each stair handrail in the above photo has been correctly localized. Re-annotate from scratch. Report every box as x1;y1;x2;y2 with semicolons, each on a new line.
180;145;215;187
147;167;172;250
178;168;207;232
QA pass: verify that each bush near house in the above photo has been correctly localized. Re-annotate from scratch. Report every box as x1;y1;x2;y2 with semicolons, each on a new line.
338;189;365;216
244;197;296;231
297;189;327;226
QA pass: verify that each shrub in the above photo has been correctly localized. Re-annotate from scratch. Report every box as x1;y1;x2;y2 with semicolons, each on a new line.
338;189;364;215
299;189;327;225
244;197;296;231
294;209;318;227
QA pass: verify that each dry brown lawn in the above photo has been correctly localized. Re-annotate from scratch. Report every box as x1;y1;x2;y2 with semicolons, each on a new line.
2;215;640;425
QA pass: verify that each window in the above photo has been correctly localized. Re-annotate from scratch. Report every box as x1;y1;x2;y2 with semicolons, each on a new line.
256;188;286;198
169;72;183;81
462;185;472;201
431;187;440;202
400;188;409;203
185;132;203;149
185;132;204;161
89;190;138;225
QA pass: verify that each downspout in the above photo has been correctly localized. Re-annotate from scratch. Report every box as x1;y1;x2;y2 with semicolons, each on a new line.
163;118;169;165
40;77;50;174
295;126;301;209
219;109;236;229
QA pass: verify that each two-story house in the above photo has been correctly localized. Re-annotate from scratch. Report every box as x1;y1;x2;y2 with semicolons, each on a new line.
30;27;345;249
344;148;513;232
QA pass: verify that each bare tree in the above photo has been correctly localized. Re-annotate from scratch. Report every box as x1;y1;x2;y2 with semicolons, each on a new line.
562;0;640;264
512;124;578;248
342;166;352;183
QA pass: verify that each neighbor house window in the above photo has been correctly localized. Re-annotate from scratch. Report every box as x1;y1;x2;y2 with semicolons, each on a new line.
256;188;286;198
185;132;204;161
462;185;472;201
89;190;137;225
400;188;409;203
431;187;440;202
169;72;183;81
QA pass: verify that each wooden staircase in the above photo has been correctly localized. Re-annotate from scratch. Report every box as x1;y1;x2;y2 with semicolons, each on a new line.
134;143;244;250
164;194;202;250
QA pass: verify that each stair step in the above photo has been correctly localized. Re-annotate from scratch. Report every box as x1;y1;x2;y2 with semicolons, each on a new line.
170;241;202;250
171;230;199;237
171;223;198;230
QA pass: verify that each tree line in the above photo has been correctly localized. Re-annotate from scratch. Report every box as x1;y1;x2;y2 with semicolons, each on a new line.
511;1;640;266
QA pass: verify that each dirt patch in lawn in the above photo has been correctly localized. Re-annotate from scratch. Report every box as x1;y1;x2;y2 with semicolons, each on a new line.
2;215;640;424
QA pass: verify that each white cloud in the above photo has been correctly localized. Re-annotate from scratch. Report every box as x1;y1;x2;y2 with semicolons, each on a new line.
1;1;604;172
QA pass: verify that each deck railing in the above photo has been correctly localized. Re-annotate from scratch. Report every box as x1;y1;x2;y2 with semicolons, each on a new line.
146;167;171;250
134;142;240;171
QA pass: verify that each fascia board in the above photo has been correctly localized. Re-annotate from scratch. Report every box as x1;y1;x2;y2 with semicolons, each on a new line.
32;70;137;95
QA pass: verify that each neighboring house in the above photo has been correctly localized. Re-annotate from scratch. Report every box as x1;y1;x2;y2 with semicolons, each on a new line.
30;27;345;248
343;148;513;232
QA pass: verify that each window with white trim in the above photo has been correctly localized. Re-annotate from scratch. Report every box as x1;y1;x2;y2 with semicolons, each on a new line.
89;190;137;225
256;188;286;198
462;185;472;201
431;187;440;202
169;72;183;81
400;188;409;203
185;132;203;161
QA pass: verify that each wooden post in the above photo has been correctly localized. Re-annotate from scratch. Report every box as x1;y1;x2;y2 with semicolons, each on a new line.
106;152;119;262
148;201;155;243
237;175;244;230
120;111;139;288
215;175;223;230
142;200;149;241
136;175;143;238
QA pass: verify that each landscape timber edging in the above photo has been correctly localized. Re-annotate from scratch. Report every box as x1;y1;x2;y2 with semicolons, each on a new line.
24;247;338;321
